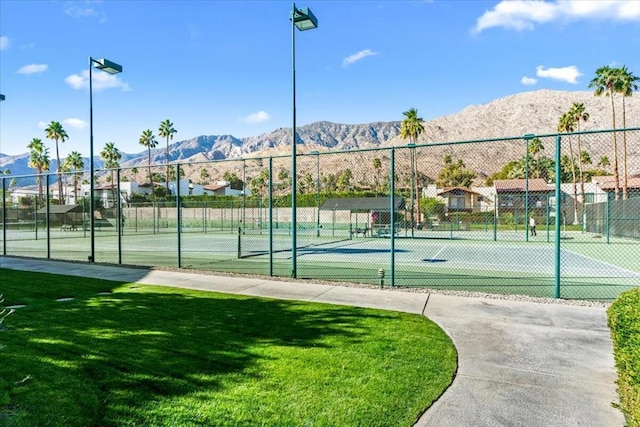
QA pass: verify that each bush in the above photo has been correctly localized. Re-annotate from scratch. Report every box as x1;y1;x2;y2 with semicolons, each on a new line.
608;288;640;426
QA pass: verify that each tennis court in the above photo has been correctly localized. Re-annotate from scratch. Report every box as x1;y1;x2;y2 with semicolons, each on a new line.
2;226;637;300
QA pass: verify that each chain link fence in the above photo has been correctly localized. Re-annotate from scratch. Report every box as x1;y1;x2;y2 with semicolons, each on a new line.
2;129;639;300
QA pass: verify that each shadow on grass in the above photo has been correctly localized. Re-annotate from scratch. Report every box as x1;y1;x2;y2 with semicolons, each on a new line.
1;270;403;425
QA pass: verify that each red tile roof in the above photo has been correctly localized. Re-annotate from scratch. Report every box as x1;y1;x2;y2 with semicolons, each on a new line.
494;179;551;193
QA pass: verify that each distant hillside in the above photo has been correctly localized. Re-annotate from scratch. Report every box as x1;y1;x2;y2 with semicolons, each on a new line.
2;89;639;182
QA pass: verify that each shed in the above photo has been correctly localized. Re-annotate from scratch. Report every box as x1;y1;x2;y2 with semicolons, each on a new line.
36;204;84;228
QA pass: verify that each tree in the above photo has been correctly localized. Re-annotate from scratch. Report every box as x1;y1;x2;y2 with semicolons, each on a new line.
138;129;158;186
199;167;210;184
100;142;122;201
598;156;610;169
400;108;425;227
558;112;579;224
158;119;177;192
336;169;353;192
27;138;50;203
131;167;138;183
435;155;476;188
614;66;639;199
589;66;620;199
372;157;382;191
63;151;84;204
44;121;69;204
568;103;589;206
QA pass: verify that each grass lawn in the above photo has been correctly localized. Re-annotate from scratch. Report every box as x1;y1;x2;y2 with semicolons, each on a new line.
0;269;456;427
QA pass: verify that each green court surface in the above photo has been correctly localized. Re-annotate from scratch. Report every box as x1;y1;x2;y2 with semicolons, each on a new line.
2;227;638;300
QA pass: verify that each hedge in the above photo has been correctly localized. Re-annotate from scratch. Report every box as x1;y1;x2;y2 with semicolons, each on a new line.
608;287;640;426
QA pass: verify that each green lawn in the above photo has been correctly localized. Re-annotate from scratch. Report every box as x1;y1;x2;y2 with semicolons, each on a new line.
0;269;456;427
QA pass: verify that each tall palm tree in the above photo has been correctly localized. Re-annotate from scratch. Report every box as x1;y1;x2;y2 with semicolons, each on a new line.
558;112;579;225
589;66;620;199
139;129;158;187
400;108;425;228
64;151;84;204
44;121;69;204
527;137;545;178
100;142;122;202
158;119;177;192
614;66;639;199
569;103;589;205
27;138;50;203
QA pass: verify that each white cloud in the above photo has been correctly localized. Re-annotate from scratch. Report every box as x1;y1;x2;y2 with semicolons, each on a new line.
342;49;379;67
17;63;48;75
0;36;9;50
65;1;107;23
37;121;47;130
63;118;88;129
65;69;130;92
473;0;640;33
521;76;538;85
535;65;582;84
242;111;271;124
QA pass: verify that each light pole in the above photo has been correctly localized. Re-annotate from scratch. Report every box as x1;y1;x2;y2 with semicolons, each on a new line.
408;142;416;237
89;57;122;263
290;3;318;278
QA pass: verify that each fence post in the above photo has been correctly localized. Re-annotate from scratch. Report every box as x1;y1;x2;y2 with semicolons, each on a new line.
269;157;274;276
46;173;50;258
390;148;395;288
2;177;6;256
554;135;562;299
117;169;122;265
176;164;182;269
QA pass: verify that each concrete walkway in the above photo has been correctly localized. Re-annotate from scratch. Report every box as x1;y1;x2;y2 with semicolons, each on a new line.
1;257;624;426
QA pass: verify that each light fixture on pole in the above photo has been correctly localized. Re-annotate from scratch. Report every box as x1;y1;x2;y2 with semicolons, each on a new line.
290;3;318;278
88;57;122;263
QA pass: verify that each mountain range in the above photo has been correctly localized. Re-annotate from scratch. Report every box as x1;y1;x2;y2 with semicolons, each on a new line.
2;89;639;183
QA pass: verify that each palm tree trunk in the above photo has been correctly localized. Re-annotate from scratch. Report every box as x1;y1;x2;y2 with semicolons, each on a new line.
568;136;579;225
55;140;63;205
622;96;628;200
610;94;620;200
576;125;585;221
166;138;170;194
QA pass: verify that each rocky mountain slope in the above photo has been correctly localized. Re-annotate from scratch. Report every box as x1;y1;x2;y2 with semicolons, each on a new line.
2;89;639;181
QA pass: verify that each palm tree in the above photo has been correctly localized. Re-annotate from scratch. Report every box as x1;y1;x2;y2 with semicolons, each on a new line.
100;142;122;202
558;112;579;225
158;119;177;193
400;108;425;228
614;66;639;199
27;138;51;203
598;155;610;169
44;121;69;204
589;66;620;199
569;103;589;205
527;137;544;178
64;151;84;204
372;158;382;191
139;129;158;187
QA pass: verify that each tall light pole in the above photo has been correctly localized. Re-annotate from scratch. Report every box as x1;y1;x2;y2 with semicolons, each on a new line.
290;3;318;278
89;57;122;263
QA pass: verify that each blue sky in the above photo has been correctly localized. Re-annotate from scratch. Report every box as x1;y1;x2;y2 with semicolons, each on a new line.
1;0;639;157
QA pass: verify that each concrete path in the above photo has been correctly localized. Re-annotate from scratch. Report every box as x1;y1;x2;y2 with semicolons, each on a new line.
1;257;624;426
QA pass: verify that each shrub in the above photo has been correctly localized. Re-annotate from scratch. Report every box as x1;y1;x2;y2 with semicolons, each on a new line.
608;288;640;427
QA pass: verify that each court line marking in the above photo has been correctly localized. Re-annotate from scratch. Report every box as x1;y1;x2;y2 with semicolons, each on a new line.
560;247;640;277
